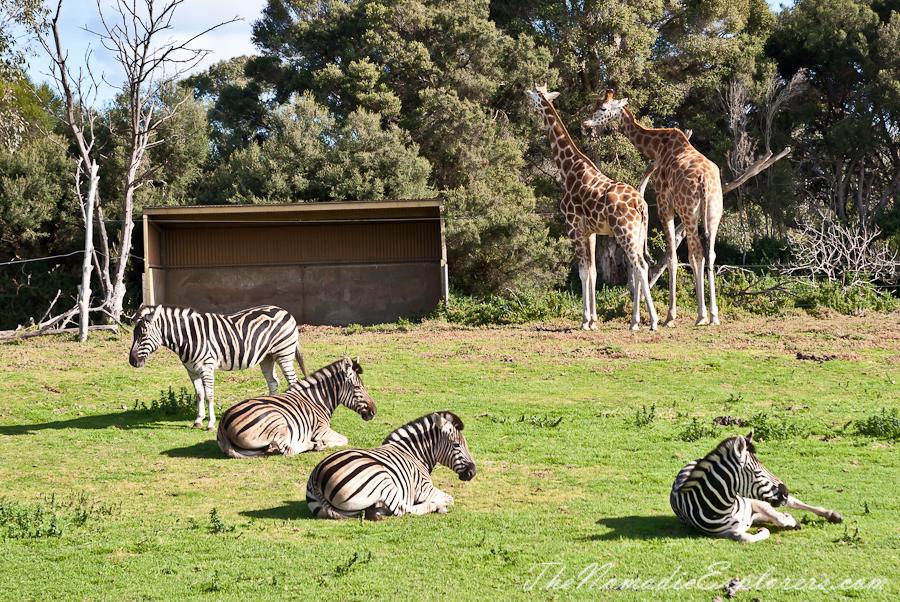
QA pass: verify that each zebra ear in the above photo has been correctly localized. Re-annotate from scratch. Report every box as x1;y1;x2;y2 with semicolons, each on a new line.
432;412;454;436
746;429;755;443
149;305;163;323
352;357;363;375
732;434;749;463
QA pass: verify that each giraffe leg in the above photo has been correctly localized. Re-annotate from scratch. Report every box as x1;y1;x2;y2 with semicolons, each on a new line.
575;235;597;330
685;228;709;326
636;261;658;331
661;215;678;326
587;234;598;329
705;217;720;326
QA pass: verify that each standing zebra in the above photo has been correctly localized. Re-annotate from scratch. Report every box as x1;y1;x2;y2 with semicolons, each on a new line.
671;431;842;542
129;304;308;430
216;357;376;458
306;411;477;520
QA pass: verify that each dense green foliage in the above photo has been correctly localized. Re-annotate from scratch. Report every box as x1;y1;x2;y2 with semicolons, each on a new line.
2;0;900;327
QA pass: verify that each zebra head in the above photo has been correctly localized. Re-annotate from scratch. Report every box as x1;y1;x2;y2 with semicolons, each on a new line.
725;430;789;507
582;89;627;130
129;305;164;368
337;357;376;421
433;411;477;481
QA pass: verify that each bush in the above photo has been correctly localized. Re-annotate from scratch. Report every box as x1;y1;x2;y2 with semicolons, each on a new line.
853;409;900;440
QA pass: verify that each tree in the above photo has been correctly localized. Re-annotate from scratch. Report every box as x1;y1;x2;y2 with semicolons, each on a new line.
29;0;235;337
766;0;900;230
197;93;431;204
247;0;570;295
0;0;46;150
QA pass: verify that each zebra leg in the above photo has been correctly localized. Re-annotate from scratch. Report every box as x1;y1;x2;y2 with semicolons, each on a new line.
259;356;280;394
411;482;454;514
273;351;299;388
732;527;772;543
785;495;842;523
202;368;217;431
313;429;349;450
748;499;799;530
187;369;206;429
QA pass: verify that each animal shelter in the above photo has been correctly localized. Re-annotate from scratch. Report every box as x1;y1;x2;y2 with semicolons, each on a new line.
141;198;447;326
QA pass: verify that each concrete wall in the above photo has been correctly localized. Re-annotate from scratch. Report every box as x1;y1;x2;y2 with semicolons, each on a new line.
162;262;441;326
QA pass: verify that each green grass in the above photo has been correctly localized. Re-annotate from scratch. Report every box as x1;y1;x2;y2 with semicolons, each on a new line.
1;312;899;600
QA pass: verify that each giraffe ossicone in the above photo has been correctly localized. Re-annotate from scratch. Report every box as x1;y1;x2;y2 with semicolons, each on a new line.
584;89;722;326
526;83;657;331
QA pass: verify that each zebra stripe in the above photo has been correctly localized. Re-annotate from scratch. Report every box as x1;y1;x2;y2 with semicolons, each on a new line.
129;304;308;430
216;357;376;458
306;411;477;520
670;430;800;542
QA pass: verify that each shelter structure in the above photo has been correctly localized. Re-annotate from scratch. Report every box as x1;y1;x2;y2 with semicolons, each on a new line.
141;199;446;326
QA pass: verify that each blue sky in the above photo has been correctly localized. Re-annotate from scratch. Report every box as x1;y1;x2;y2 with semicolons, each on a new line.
24;0;268;104
24;0;789;106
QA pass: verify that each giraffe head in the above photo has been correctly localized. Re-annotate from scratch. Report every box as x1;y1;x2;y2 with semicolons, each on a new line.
525;82;559;113
582;89;628;130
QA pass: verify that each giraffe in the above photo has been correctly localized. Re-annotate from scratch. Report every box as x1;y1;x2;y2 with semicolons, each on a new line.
583;90;723;326
526;83;658;331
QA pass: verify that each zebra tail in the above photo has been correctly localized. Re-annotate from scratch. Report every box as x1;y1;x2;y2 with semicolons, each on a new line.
295;331;308;377
216;421;266;459
305;473;360;520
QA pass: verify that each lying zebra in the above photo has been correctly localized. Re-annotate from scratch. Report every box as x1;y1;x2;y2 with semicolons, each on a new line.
306;411;477;520
129;304;308;430
671;431;842;542
217;357;376;459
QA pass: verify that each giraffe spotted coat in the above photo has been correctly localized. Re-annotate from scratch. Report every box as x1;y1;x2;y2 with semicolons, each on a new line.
584;91;723;326
527;84;658;331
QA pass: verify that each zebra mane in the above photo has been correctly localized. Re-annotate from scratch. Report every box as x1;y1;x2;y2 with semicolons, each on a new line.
382;410;464;445
294;358;353;389
674;434;756;493
710;434;756;457
136;304;200;322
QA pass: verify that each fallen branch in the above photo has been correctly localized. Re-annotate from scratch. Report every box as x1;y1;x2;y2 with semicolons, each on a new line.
722;147;791;194
0;324;119;342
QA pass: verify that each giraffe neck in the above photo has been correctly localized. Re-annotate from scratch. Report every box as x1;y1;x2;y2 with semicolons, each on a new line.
538;102;600;180
618;106;687;162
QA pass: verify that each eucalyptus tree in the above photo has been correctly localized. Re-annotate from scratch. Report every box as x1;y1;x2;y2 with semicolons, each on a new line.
247;0;570;295
766;0;900;230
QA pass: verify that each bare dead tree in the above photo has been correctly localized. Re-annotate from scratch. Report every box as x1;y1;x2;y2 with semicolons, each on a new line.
781;220;900;288
85;0;239;324
33;0;104;341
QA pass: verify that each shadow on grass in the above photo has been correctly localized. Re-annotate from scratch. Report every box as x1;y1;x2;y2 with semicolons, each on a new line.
240;500;314;521
160;439;222;459
584;515;695;541
0;410;195;436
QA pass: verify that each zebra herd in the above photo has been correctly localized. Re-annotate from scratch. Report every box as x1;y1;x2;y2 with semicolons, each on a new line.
129;303;842;536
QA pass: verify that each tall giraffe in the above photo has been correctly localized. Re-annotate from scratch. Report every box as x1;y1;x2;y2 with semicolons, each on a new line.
526;83;657;331
583;90;723;326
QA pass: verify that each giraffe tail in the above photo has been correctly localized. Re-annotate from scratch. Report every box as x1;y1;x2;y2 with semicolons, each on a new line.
640;195;652;267
699;176;711;265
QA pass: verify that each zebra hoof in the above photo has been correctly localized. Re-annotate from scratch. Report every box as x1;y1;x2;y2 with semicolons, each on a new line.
206;425;215;432
828;511;843;523
192;422;203;429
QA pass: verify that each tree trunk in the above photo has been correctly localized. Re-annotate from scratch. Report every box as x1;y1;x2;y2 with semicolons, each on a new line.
78;163;99;342
596;235;629;284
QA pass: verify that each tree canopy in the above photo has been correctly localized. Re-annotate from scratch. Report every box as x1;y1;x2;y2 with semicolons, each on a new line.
2;0;900;328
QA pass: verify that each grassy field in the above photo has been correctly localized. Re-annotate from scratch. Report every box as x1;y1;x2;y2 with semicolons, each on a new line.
1;310;898;601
